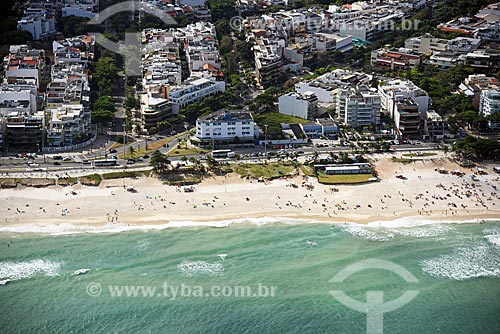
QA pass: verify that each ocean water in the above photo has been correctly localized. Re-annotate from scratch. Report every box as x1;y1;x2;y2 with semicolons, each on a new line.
0;220;499;334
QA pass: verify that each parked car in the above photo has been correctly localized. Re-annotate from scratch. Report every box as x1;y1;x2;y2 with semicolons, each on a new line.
54;161;62;166
127;159;136;164
110;149;118;154
143;154;150;159
82;160;91;164
53;155;63;160
62;157;72;161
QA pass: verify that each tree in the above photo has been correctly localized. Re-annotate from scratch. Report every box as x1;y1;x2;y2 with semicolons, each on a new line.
94;57;119;95
94;95;115;113
219;35;233;55
150;151;171;174
91;109;114;134
234;40;254;62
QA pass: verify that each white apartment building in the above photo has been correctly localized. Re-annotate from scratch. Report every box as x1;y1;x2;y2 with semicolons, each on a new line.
17;8;56;40
62;3;97;19
254;38;283;89
46;104;91;147
3;45;45;89
0;84;38;150
140;93;173;130
336;86;380;127
195;110;255;143
378;80;429;119
405;34;481;55
295;69;373;103
279;92;318;120
0;85;37;116
168;77;225;113
479;89;500;129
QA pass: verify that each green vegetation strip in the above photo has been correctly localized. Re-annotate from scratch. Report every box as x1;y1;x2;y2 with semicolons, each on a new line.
317;174;375;185
79;174;102;186
300;165;316;177
101;170;150;180
233;163;296;179
118;132;188;159
167;146;209;157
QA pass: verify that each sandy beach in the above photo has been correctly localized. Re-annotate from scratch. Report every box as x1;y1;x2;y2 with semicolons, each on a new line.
0;153;499;233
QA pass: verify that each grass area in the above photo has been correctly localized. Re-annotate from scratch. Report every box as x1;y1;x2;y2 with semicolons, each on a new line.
253;112;308;139
79;174;102;186
161;172;204;185
119;132;187;159
402;152;437;157
19;178;56;187
253;112;308;128
317;173;375;184
233;162;296;179
392;157;414;163
300;164;316;177
167;146;209;157
57;177;78;186
101;170;150;180
0;178;17;188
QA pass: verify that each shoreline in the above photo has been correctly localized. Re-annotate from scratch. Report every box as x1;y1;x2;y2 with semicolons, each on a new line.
0;154;499;235
0;213;499;236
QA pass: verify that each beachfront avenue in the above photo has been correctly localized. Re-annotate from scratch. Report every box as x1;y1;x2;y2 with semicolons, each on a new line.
86;282;277;300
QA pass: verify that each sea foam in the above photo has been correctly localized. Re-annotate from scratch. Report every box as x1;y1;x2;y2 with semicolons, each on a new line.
420;246;500;281
342;224;395;242
393;224;454;238
177;260;224;277
0;259;62;284
483;228;500;248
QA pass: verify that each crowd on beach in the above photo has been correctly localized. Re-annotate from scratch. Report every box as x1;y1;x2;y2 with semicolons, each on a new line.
1;156;499;227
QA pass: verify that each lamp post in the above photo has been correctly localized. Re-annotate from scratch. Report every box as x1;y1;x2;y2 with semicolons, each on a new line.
264;124;268;157
123;121;126;158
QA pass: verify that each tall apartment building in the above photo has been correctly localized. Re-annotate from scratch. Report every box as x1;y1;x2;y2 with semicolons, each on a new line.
254;39;283;89
17;7;56;40
479;89;500;129
4;111;45;152
278;92;318;120
336;85;380;128
424;111;448;140
45;105;91;147
0;85;38;151
394;98;421;139
378;79;429;119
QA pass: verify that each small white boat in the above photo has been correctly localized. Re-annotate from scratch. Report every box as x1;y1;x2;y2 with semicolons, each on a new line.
73;269;90;276
217;254;228;261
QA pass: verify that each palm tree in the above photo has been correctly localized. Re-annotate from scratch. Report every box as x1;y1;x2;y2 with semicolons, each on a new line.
312;151;319;163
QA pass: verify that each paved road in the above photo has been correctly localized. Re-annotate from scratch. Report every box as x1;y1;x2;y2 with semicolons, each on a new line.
0;136;441;175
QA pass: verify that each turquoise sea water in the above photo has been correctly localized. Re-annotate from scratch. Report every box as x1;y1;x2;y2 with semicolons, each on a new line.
1;220;499;334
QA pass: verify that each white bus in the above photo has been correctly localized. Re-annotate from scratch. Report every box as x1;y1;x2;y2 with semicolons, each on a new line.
94;159;118;167
210;149;233;158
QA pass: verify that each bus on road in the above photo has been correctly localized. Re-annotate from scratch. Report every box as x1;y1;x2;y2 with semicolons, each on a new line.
210;149;234;158
94;159;118;167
